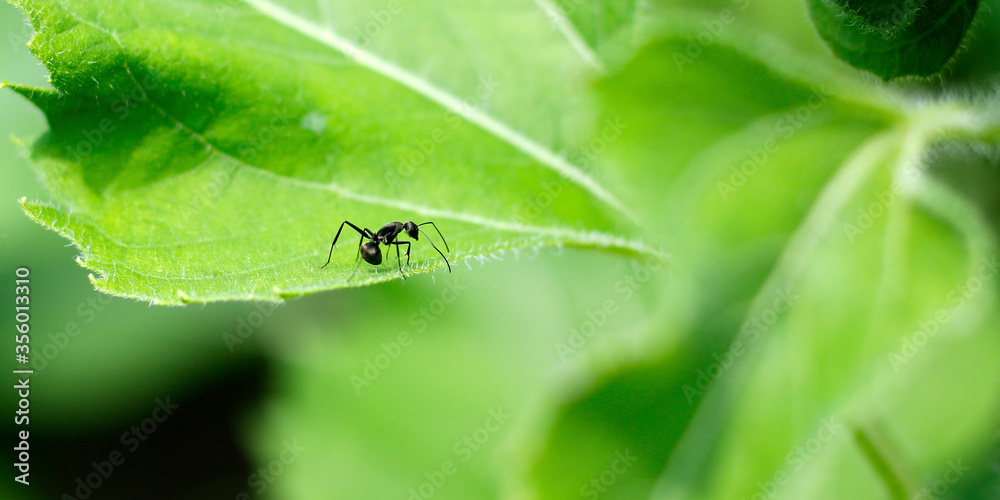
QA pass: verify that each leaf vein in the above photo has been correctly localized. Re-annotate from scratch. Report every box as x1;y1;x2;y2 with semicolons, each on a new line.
237;0;634;220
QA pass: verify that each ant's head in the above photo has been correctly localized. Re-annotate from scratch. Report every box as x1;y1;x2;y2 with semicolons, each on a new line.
403;221;420;240
360;241;382;265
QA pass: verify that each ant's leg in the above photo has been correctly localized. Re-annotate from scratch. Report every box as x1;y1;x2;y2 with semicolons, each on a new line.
384;241;411;278
322;220;367;268
418;222;449;252
394;241;407;279
397;241;411;268
346;254;364;282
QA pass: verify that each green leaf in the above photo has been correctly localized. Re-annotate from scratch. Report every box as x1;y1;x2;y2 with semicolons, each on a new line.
807;0;979;79
514;329;733;500
4;0;654;304
675;144;1000;500
514;18;1000;500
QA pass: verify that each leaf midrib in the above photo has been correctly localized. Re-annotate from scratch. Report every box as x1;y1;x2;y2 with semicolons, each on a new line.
531;0;605;72
40;0;661;259
236;0;635;220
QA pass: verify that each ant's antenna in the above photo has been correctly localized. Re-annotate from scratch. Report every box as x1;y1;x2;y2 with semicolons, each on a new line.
418;222;450;252
417;228;451;272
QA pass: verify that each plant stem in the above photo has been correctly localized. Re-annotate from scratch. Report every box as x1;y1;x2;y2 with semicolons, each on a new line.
853;425;910;500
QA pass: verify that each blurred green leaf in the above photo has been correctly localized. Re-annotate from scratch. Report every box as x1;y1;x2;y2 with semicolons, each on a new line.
4;0;656;304
670;148;1000;500
596;26;894;298
515;18;1000;500
514;328;732;500
807;0;979;79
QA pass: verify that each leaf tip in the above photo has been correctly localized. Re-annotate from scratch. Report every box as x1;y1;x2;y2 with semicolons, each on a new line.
274;286;303;302
5;83;61;114
18;197;40;219
10;134;27;152
175;290;194;304
86;271;105;288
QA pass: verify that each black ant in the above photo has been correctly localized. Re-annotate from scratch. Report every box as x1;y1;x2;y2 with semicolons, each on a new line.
320;220;451;279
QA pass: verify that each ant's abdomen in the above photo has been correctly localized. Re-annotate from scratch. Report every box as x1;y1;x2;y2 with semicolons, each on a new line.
361;242;382;265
